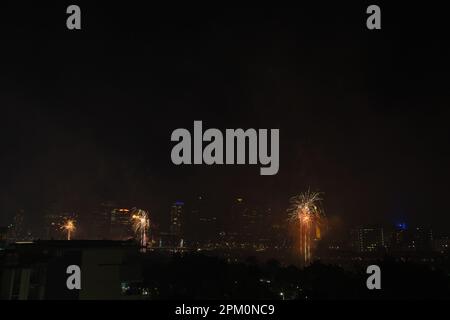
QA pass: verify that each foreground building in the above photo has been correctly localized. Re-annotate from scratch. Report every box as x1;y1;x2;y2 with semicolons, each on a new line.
0;240;147;300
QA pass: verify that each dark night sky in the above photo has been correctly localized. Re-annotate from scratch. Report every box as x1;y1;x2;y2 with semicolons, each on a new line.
0;2;449;231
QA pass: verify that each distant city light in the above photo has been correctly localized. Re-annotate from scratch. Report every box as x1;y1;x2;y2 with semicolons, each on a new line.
397;223;407;230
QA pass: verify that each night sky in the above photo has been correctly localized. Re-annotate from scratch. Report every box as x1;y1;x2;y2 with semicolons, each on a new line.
0;2;449;231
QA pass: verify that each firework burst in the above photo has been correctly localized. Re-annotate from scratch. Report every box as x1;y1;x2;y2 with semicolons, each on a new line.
61;219;76;240
131;208;150;248
287;190;325;265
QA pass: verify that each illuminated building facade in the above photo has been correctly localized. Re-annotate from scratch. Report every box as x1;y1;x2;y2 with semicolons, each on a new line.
170;201;184;237
355;226;385;252
110;208;133;240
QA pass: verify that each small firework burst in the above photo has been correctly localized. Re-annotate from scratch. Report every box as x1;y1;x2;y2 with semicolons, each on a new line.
61;219;76;240
131;208;150;248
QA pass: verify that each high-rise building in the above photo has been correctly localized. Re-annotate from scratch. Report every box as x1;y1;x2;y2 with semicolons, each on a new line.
89;201;115;239
189;195;218;246
170;201;184;237
388;224;433;252
88;202;134;240
390;223;408;250
110;208;133;240
353;226;385;252
8;210;25;242
410;227;433;251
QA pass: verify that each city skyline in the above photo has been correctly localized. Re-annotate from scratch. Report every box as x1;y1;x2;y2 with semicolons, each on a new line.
2;195;444;251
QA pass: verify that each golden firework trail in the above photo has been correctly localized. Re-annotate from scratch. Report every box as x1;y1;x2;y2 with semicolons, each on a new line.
61;219;76;240
131;208;150;248
288;190;325;265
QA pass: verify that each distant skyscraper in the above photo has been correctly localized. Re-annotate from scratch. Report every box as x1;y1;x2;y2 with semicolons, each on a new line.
10;210;25;241
90;201;115;239
411;227;433;251
189;195;218;245
390;223;408;250
354;226;385;252
110;208;133;240
388;224;433;252
170;201;184;237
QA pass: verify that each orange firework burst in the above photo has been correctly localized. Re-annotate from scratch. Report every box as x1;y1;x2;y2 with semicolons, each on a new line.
61;219;76;240
288;190;325;265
